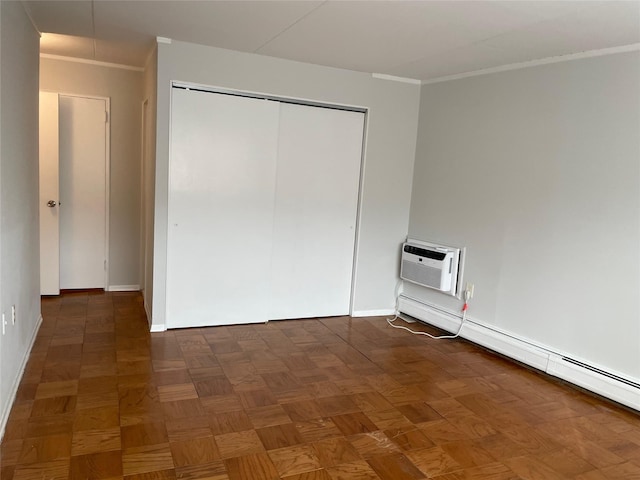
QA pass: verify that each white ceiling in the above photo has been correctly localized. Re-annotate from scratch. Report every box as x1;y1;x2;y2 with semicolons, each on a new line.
24;0;640;82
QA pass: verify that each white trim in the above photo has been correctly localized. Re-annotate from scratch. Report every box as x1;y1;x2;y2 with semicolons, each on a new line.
157;37;172;44
144;44;157;71
107;285;140;292
422;43;640;85
372;73;421;85
144;296;152;329
104;97;111;291
150;323;166;333
0;314;42;440
352;309;395;317
39;53;144;72
20;2;41;37
140;99;148;292
398;295;640;411
348;109;369;318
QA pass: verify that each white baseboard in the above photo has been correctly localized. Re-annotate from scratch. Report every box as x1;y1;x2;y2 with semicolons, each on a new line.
143;300;152;329
107;285;140;292
352;308;395;317
0;314;43;440
398;295;640;411
150;323;166;333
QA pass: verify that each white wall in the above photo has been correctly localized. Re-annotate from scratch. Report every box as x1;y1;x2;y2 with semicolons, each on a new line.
40;58;143;289
151;40;420;330
0;1;41;437
408;51;640;383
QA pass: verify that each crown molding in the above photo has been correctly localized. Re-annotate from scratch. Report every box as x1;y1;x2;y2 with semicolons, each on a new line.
40;53;144;72
372;73;421;85
422;43;640;85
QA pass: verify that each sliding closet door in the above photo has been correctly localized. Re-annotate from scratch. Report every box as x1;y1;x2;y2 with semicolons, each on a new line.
269;103;364;319
167;89;279;328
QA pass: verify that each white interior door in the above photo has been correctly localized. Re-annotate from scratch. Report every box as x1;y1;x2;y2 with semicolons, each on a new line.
39;92;60;295
167;88;280;328
269;104;364;319
58;95;108;290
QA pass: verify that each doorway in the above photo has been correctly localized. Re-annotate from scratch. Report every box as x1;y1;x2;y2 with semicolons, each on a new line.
39;92;110;294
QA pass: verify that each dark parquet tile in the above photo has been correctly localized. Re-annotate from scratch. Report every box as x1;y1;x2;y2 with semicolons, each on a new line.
1;291;639;480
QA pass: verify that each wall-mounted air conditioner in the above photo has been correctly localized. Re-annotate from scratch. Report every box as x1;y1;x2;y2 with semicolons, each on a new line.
400;239;463;296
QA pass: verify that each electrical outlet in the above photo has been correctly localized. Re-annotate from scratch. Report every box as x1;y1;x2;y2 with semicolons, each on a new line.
465;283;474;299
11;305;16;325
2;313;6;335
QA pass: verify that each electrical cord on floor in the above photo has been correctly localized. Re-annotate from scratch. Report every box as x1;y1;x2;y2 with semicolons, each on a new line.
387;285;470;340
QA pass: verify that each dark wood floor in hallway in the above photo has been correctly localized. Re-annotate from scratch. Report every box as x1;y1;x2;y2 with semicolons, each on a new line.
1;291;639;479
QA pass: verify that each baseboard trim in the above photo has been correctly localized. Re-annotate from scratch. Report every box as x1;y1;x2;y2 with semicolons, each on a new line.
107;285;140;292
352;309;395;317
0;313;43;440
398;295;640;411
143;298;152;329
150;323;166;333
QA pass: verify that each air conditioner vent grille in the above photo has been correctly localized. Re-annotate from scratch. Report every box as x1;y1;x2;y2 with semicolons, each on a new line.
401;260;443;290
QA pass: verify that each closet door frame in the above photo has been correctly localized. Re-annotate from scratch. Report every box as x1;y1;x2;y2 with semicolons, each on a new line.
167;82;368;324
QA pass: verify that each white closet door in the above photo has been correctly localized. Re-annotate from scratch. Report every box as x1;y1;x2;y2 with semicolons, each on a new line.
167;89;279;328
269;103;364;320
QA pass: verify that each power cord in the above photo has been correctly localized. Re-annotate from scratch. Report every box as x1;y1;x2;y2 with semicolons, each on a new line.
387;285;471;340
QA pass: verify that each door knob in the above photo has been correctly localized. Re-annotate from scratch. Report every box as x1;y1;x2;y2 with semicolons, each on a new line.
47;200;57;207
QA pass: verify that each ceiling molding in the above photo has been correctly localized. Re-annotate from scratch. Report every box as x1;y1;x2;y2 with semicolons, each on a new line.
422;43;640;86
25;2;640;82
143;44;158;70
372;73;421;85
20;1;42;37
40;53;144;72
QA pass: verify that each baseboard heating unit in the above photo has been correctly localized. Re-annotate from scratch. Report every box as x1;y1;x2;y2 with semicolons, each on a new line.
398;294;640;411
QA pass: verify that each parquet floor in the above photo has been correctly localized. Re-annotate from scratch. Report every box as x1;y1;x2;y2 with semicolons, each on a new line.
1;292;640;480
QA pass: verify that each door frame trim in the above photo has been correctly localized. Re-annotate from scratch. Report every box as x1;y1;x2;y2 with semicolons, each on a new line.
140;99;148;295
57;93;111;290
